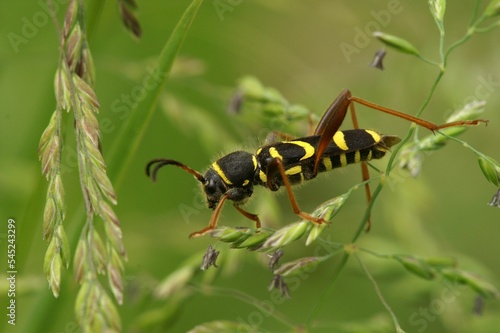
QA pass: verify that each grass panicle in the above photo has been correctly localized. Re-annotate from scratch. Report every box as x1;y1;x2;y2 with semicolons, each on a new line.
230;76;313;124
118;0;142;39
64;0;126;328
210;222;314;252
372;31;421;56
398;100;487;177
209;189;352;251
39;45;68;301
39;0;127;330
357;247;500;300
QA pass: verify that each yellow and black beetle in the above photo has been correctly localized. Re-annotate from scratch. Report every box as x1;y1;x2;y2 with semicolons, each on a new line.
147;89;486;237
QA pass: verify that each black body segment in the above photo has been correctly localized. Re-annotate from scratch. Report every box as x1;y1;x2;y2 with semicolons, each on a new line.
203;151;257;208
210;151;257;187
254;129;390;188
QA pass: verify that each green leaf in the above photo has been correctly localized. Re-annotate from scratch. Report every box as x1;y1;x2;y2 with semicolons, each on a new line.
42;198;56;240
305;222;327;246
259;221;309;251
238;75;265;100
393;255;436;280
445;100;486;122
233;230;272;249
440;268;500;299
410;100;486;152
424;256;457;269
428;0;446;22
107;0;205;187
484;0;500;17
58;225;71;268
478;156;500;187
210;226;253;243
373;31;420;56
73;238;87;283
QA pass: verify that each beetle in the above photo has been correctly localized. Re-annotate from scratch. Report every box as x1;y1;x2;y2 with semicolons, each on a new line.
147;89;486;237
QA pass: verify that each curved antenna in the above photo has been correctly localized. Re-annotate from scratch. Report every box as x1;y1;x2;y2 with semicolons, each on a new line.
146;158;205;183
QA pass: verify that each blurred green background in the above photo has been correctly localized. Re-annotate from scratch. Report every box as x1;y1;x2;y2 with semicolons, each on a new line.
1;1;499;332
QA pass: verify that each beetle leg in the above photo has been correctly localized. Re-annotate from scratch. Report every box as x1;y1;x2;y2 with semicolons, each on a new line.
234;205;261;228
266;157;327;225
189;193;229;238
312;89;352;175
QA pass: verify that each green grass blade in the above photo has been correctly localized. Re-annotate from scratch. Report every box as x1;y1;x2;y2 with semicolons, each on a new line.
107;0;205;187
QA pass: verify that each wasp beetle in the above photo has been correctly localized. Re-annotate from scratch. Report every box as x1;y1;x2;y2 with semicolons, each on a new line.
147;89;486;237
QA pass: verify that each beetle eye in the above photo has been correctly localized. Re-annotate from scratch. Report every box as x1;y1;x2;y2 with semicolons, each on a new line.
205;179;217;194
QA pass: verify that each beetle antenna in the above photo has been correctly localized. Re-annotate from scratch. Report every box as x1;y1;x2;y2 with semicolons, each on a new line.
146;159;205;183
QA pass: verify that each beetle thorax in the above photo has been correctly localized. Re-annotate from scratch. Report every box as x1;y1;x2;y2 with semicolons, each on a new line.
202;151;258;208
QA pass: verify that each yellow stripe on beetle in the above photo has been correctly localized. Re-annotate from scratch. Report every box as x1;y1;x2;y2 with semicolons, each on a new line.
354;150;361;163
323;157;333;171
211;162;233;185
285;165;302;176
365;130;382;143
252;155;258;170
259;170;267;183
287;141;315;160
333;131;349;151
269;147;283;160
339;153;347;167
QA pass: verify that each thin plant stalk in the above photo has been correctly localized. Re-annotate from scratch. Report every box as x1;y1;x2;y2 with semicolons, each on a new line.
306;0;495;327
